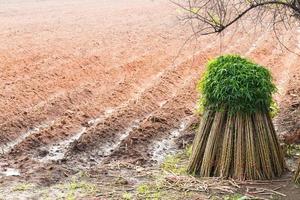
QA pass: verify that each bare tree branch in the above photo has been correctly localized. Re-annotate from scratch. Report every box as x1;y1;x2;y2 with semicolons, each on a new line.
173;0;300;36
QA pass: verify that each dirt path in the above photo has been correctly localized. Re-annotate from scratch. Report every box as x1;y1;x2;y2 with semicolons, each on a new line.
0;0;300;199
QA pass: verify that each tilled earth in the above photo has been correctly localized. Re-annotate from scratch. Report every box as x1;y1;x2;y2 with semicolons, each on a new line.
0;0;299;199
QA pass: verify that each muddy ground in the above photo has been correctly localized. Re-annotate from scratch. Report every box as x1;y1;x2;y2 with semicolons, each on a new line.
0;0;299;199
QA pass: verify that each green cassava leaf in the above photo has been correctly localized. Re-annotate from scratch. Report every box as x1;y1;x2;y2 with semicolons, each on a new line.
197;55;276;114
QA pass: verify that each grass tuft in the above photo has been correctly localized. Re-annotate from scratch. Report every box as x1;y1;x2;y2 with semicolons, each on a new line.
160;145;192;175
122;192;133;200
12;183;33;192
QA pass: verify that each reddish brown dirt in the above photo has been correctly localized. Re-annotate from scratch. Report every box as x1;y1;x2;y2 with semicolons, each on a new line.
0;0;300;198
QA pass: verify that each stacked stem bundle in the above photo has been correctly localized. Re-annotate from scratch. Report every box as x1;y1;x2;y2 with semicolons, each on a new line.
295;159;300;184
188;110;285;180
188;55;285;180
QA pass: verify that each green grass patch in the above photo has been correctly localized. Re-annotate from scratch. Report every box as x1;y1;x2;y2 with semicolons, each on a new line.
161;145;191;175
51;178;98;199
136;182;162;200
223;194;247;200
67;179;97;194
12;183;33;192
122;192;133;200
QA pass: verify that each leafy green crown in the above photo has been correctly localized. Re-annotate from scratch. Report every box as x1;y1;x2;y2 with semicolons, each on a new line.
198;55;276;114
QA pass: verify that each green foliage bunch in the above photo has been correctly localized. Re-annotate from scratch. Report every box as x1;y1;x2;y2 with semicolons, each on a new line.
198;55;276;114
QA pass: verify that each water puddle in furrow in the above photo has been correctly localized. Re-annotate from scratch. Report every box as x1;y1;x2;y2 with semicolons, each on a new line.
39;127;87;162
96;120;140;160
40;119;140;163
38;78;172;163
38;117;105;162
38;98;155;162
151;117;192;164
0;168;20;177
93;100;169;163
0;121;54;155
57;64;181;162
38;108;121;162
0;121;54;177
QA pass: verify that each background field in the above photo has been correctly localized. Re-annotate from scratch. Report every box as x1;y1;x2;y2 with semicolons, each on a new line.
0;0;299;199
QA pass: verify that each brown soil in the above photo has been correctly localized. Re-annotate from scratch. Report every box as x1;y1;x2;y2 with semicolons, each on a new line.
0;0;299;199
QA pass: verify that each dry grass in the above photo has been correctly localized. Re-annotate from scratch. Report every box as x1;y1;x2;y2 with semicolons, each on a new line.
295;159;300;184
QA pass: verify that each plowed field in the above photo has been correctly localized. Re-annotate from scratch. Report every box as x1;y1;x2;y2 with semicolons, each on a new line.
0;0;299;199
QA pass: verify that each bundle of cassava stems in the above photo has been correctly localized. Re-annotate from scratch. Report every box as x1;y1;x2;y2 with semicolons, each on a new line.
188;55;291;181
